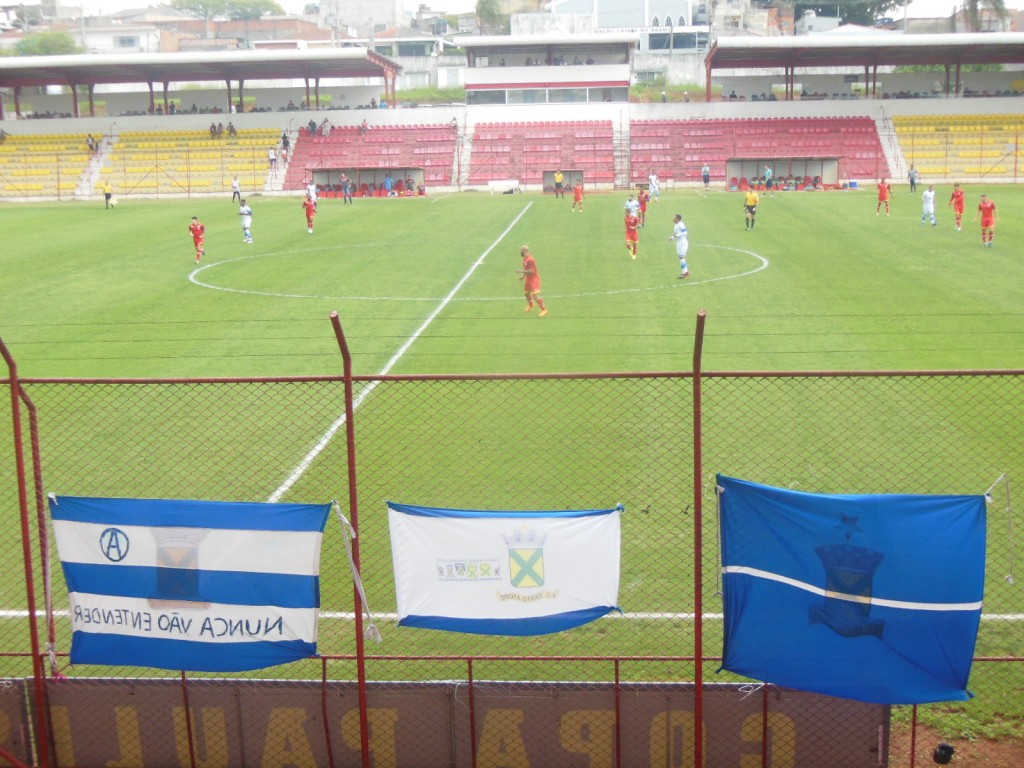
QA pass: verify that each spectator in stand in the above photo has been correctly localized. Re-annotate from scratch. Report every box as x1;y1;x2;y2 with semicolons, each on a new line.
308;118;317;136
216;122;224;138
87;134;96;153
227;122;237;138
360;119;368;136
370;97;377;109
209;122;218;138
268;146;278;173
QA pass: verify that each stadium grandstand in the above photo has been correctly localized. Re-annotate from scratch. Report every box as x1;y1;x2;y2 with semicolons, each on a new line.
1;33;1023;201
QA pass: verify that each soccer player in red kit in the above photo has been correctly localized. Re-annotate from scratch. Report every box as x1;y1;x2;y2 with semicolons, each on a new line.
188;216;205;263
637;188;650;227
625;211;640;259
876;179;891;216
516;245;548;317
571;181;585;213
973;193;997;246
301;193;317;234
948;183;966;231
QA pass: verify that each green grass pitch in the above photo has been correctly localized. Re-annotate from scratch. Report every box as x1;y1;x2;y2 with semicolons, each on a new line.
1;186;1023;742
2;185;1023;378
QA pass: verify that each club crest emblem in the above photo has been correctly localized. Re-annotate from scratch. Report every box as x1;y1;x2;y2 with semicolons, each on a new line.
504;529;547;588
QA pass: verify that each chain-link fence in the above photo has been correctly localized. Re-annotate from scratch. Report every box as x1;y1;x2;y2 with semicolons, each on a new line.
2;364;1022;767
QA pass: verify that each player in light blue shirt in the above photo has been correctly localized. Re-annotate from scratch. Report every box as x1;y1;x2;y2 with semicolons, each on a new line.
670;214;689;279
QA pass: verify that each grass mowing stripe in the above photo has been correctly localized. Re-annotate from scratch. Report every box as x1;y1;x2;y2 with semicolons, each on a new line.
267;202;534;502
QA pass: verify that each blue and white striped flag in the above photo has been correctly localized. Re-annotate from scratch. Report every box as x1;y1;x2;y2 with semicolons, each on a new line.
388;502;622;636
50;495;332;672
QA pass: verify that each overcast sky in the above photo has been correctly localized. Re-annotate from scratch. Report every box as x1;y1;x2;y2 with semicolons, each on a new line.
81;0;983;21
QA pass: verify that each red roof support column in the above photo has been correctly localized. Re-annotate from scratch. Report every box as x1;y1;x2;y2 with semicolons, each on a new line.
14;86;22;118
704;41;717;101
72;84;80;118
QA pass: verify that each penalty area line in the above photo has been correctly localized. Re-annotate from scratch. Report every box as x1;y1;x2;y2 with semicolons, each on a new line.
266;202;534;503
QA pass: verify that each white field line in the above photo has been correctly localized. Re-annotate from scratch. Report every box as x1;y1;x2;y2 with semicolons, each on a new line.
4;610;1020;621
266;202;534;503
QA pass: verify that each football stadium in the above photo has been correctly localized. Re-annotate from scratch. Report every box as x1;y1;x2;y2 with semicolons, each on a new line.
1;22;1023;768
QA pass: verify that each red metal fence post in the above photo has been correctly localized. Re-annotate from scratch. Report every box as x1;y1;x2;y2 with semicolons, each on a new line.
328;312;372;768
0;337;53;768
692;309;708;768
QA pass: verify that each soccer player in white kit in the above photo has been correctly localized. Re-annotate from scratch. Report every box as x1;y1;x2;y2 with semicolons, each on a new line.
670;214;689;279
921;185;937;227
648;172;660;202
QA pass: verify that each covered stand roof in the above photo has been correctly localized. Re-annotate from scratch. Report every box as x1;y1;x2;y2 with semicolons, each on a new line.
704;32;1024;99
0;47;400;89
0;47;401;118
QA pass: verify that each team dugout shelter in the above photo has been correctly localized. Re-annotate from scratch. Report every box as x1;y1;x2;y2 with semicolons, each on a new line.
704;32;1024;101
0;48;401;120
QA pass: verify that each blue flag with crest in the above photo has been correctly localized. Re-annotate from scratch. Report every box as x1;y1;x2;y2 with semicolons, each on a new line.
718;475;986;705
